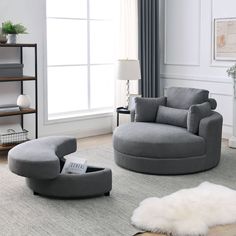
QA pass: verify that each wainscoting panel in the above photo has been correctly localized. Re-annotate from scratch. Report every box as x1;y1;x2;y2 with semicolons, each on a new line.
164;0;201;66
210;93;233;127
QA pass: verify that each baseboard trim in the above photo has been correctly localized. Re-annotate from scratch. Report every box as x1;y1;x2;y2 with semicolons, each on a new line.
39;127;112;139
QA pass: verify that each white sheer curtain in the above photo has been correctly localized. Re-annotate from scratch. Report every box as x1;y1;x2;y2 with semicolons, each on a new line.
114;0;139;126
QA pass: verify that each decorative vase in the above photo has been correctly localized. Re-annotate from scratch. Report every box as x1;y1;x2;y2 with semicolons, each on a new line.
17;94;31;109
7;34;17;44
0;34;7;44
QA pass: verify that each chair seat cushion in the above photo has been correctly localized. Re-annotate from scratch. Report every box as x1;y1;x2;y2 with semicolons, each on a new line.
113;123;206;159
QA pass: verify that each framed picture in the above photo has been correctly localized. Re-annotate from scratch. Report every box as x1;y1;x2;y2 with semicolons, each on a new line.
128;94;141;110
214;18;236;61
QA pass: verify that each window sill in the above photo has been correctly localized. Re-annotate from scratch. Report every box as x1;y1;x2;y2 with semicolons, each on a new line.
45;109;113;125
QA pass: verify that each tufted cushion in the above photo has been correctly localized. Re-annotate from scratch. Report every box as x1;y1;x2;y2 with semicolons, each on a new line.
156;105;188;128
8;136;77;179
167;87;209;109
187;102;212;134
135;97;166;122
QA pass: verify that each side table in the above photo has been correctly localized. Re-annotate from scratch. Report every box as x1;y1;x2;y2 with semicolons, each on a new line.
116;107;130;126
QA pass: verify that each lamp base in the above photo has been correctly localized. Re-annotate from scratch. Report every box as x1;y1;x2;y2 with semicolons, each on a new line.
126;80;130;108
229;136;236;148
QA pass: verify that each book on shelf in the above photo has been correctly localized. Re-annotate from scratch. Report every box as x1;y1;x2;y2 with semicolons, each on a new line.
0;104;20;113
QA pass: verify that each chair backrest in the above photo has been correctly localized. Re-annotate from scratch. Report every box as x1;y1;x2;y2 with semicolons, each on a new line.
166;87;209;109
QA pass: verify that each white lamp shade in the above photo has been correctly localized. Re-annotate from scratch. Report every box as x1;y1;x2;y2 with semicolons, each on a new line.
117;59;141;81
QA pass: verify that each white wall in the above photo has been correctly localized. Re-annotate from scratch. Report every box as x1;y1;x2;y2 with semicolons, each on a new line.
0;0;113;138
160;0;236;138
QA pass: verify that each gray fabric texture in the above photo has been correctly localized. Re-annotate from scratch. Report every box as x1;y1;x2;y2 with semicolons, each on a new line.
187;102;212;134
113;122;205;159
8;136;77;179
208;98;217;110
114;150;207;175
26;166;112;198
113;110;223;174
0;142;235;236
138;0;159;97
135;97;166;122
166;87;209;109
156;105;188;128
199;112;223;168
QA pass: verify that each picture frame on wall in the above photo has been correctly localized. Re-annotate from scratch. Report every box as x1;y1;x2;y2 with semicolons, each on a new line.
214;18;236;61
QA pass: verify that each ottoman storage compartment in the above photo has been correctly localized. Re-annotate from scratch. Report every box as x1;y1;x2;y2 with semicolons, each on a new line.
8;136;112;198
26;166;112;198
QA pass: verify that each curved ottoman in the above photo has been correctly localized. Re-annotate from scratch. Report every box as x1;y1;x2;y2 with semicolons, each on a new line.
8;136;112;198
113;112;222;175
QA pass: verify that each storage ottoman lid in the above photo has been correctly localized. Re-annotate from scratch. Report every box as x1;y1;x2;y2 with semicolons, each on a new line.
8;136;77;179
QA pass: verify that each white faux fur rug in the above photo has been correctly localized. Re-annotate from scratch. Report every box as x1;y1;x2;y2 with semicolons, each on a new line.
131;182;236;236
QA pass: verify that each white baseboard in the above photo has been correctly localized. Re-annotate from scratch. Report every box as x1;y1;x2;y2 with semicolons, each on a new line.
39;127;112;139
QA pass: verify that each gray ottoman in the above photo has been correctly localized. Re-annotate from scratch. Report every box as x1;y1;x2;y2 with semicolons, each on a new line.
8;136;112;198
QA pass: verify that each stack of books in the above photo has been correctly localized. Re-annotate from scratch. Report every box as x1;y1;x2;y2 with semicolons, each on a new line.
0;104;20;113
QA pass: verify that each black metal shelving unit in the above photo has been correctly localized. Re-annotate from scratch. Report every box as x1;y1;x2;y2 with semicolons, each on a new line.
0;43;38;151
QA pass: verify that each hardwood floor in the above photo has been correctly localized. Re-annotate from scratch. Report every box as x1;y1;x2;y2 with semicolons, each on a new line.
1;134;236;235
137;225;236;236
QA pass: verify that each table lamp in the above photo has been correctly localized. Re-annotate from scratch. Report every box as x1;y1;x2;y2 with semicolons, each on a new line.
117;59;141;108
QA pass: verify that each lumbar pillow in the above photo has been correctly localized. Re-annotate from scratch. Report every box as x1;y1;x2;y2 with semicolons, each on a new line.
187;102;212;134
135;97;166;122
131;182;236;236
156;105;188;128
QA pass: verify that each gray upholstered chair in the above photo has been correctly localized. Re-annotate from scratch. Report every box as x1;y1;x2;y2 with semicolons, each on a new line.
8;136;112;198
113;87;223;175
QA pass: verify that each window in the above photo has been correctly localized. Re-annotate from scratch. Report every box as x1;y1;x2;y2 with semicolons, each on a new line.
46;0;116;120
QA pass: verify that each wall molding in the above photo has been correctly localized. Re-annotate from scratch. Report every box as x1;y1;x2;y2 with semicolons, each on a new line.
161;73;232;85
210;92;232;97
210;92;232;127
164;0;201;66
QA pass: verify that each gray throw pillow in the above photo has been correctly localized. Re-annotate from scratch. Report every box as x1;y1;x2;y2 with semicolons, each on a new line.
135;97;166;122
166;87;209;109
187;102;212;134
156;105;188;128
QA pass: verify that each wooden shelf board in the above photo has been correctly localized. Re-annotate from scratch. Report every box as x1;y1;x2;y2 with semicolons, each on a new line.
0;76;36;82
0;143;17;151
0;108;36;117
0;43;36;48
0;140;30;151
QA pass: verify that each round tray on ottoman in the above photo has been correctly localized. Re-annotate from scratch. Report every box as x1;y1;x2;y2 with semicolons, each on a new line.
8;136;112;198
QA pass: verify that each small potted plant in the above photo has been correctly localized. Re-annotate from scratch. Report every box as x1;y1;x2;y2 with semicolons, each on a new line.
227;64;236;98
2;21;27;44
227;63;236;79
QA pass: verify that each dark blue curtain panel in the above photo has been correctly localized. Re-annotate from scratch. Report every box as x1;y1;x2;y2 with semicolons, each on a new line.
138;0;160;97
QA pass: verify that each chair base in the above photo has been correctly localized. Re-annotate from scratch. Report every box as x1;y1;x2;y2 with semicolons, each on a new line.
114;149;219;175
